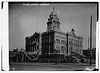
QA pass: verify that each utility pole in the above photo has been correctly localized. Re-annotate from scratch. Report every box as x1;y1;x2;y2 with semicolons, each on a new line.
90;15;92;65
88;37;89;50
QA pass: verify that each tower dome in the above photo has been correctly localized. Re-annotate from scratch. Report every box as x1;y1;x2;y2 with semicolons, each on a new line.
49;7;58;18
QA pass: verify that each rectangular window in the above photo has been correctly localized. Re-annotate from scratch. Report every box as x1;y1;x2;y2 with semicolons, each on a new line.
56;35;60;38
56;39;60;42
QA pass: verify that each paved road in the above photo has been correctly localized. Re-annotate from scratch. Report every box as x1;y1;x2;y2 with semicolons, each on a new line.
9;62;95;71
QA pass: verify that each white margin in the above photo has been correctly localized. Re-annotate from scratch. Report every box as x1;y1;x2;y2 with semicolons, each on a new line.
0;0;100;72
1;1;9;71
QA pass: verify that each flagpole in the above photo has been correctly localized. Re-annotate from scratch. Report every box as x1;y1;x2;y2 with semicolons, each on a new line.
90;15;92;65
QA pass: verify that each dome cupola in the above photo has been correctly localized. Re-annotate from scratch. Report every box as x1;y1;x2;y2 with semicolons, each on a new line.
49;7;58;18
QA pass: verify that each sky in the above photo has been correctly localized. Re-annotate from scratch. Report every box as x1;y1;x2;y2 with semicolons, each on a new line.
9;3;97;51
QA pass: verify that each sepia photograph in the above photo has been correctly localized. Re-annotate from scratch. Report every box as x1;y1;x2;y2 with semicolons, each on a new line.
8;2;98;71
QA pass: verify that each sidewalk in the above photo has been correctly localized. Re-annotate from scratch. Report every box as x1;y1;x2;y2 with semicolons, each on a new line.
9;62;95;71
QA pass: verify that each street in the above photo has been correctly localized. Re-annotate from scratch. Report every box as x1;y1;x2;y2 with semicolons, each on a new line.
9;62;95;71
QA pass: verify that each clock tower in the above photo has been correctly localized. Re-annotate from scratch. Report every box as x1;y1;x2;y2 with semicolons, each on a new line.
47;7;60;31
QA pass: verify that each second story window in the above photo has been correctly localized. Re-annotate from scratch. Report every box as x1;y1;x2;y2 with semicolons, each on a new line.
56;39;60;42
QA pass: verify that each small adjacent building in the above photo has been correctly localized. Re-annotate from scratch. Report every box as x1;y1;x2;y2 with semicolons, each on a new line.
67;29;83;55
25;32;42;55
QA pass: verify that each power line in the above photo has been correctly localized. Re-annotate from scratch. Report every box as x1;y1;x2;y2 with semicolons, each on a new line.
9;7;33;23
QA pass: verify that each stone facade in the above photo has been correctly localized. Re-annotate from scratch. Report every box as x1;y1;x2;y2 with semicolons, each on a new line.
54;31;67;55
42;30;54;54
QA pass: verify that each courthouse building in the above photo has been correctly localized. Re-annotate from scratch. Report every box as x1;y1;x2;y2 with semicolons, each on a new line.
25;7;83;56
